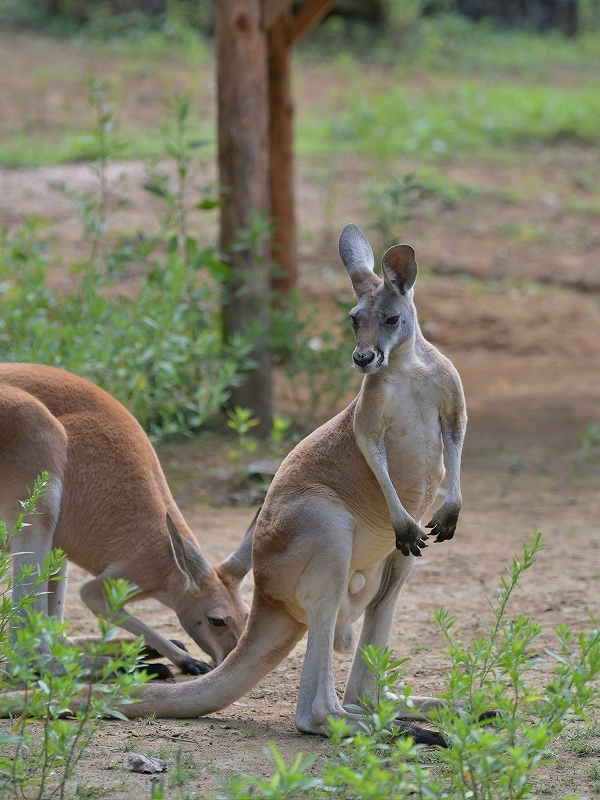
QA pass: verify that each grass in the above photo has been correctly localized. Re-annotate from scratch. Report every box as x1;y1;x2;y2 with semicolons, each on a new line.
0;20;599;167
297;80;600;161
567;198;600;216
562;722;600;756
296;17;600;162
495;222;555;243
0;123;215;168
0;30;215;167
303;13;600;74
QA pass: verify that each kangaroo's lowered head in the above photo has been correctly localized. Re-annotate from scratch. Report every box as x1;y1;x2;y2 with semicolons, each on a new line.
166;511;256;665
339;223;418;374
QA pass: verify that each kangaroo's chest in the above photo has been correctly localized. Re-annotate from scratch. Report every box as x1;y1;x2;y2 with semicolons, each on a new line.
382;382;445;490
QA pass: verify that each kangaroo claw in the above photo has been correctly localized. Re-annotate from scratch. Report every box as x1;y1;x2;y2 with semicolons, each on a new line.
425;504;461;543
180;658;214;676
395;721;447;747
395;523;429;557
136;663;174;680
141;639;189;661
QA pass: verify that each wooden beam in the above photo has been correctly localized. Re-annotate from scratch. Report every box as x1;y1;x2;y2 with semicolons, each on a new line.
262;0;293;29
268;11;297;293
216;0;273;429
287;0;337;47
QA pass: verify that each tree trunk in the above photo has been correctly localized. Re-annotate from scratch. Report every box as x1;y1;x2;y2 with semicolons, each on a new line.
268;11;297;293
216;0;273;430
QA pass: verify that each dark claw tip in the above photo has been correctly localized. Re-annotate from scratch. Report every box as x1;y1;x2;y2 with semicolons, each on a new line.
478;709;502;722
478;709;501;723
137;663;174;680
181;659;213;676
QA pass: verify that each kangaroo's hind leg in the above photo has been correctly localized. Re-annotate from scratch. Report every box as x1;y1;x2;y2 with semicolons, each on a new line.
291;501;364;734
10;486;63;626
1;389;68;627
47;560;69;623
342;547;444;720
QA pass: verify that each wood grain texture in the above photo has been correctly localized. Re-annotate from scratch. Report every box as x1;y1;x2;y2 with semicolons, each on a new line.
217;0;273;426
268;10;297;292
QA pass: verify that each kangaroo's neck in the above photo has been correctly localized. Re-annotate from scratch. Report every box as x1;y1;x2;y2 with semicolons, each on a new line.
387;327;420;370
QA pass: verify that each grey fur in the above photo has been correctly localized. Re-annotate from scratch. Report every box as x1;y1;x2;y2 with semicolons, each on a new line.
339;224;376;294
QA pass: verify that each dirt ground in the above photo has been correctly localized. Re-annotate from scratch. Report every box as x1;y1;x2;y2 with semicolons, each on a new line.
1;33;600;798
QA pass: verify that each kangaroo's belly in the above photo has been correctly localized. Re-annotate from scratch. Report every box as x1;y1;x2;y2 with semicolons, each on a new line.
349;515;395;573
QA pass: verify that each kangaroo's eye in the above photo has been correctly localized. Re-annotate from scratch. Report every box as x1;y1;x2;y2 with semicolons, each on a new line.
208;617;226;627
385;315;400;325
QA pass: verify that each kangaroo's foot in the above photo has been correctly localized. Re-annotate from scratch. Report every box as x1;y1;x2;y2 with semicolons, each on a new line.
395;721;447;747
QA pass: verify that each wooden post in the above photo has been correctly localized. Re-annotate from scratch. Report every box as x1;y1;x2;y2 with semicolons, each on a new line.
267;10;297;294
216;0;273;429
265;0;335;293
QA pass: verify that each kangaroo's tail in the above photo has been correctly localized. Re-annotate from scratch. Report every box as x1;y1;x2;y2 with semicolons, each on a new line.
123;592;306;719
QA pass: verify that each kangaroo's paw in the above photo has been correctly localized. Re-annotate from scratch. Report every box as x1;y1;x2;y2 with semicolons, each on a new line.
395;519;428;557
141;640;188;660
135;663;174;680
179;657;214;676
425;503;460;543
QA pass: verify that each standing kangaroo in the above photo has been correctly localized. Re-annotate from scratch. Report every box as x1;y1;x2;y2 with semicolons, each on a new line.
111;224;466;739
0;363;254;675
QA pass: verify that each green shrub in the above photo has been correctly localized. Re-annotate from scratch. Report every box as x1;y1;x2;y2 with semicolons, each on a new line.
0;474;149;800
0;81;359;439
366;173;422;255
0;85;254;441
270;290;360;429
433;531;600;799
0;0;213;37
0;219;253;440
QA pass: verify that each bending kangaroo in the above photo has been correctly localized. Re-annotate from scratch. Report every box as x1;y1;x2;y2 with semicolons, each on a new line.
116;224;467;737
0;363;254;675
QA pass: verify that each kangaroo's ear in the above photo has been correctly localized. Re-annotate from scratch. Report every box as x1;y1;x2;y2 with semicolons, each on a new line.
167;513;213;586
218;508;258;585
339;224;377;297
381;244;417;296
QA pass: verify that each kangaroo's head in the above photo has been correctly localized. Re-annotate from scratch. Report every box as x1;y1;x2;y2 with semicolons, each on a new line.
339;223;418;374
166;511;256;665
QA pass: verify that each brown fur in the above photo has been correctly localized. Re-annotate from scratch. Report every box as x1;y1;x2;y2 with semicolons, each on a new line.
1;363;254;675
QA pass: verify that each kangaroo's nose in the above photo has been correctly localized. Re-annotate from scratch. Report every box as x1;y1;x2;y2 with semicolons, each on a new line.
353;350;375;368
